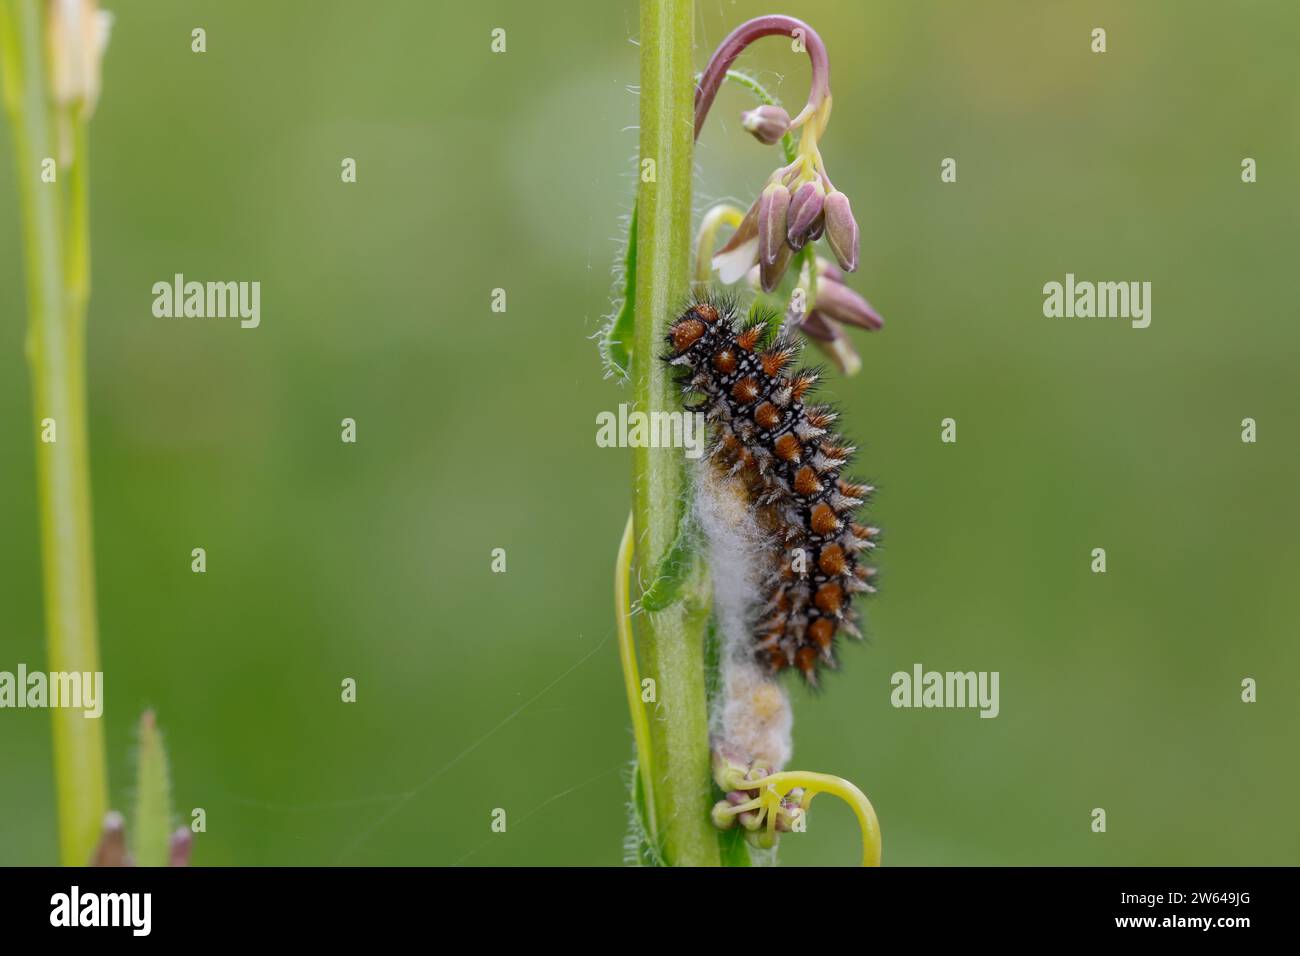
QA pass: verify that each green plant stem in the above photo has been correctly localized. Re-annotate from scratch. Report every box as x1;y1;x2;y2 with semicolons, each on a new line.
0;0;107;867
633;0;718;866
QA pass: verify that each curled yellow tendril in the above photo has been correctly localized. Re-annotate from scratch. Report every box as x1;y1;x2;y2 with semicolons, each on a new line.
752;770;881;867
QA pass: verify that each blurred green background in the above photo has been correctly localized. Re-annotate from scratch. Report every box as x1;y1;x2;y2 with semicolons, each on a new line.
2;0;1298;866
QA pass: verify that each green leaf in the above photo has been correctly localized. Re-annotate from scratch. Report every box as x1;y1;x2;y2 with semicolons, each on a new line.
637;513;694;612
601;200;638;379
628;759;667;866
131;710;173;867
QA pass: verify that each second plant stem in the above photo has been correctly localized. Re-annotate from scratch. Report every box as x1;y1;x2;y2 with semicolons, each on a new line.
0;0;107;867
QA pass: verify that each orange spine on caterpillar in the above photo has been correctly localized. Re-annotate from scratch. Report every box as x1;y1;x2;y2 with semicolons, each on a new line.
664;293;879;686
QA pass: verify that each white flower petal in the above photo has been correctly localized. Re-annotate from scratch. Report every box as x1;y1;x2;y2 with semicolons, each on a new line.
712;237;759;285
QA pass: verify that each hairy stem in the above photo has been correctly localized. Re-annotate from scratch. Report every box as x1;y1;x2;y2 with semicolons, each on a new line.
632;0;718;866
0;0;107;866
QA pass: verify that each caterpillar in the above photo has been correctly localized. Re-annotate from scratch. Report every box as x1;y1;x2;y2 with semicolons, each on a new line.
665;295;879;687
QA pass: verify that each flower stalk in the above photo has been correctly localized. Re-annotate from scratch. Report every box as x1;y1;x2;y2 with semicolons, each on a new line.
0;0;109;866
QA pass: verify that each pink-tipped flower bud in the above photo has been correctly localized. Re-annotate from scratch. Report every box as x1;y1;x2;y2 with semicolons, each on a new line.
169;827;194;867
786;179;826;250
90;811;129;867
816;278;884;331
823;190;860;272
757;181;791;269
740;104;791;146
798;309;837;342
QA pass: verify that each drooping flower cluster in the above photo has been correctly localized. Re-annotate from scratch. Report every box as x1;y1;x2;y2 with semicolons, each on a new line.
694;15;886;374
714;161;859;291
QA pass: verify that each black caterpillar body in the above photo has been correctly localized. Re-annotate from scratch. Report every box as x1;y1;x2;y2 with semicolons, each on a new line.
664;296;878;685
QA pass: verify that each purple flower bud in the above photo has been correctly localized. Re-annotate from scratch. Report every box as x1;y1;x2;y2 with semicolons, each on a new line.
786;179;826;249
798;309;837;342
823;190;860;272
799;309;863;375
740;104;791;146
757;182;791;268
169;827;193;867
91;811;130;867
817;278;884;331
759;239;793;292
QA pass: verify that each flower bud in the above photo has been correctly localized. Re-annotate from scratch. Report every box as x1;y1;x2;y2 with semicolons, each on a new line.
711;800;738;831
817;278;884;331
169;828;193;867
798;309;836;342
775;803;801;832
757;181;791;269
823;190;860;272
47;0;112;118
740;104;791;146
90;811;129;867
786;179;826;249
711;749;753;792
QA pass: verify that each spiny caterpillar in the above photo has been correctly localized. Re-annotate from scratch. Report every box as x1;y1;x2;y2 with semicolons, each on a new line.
665;295;878;687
